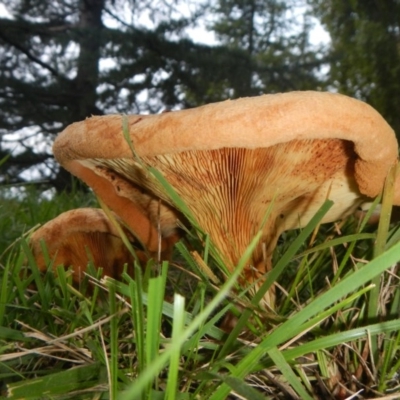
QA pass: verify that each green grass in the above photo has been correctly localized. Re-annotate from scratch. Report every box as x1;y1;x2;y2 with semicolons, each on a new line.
1;180;400;399
0;185;97;257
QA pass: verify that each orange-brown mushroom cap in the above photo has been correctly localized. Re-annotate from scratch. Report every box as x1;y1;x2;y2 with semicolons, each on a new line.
30;208;147;283
52;91;400;303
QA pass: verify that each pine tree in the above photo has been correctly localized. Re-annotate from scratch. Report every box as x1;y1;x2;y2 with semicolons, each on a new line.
210;0;324;97
0;0;325;190
310;0;400;138
0;0;212;189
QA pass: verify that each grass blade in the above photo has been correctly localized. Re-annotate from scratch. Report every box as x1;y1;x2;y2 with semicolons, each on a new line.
166;294;185;400
5;363;104;399
267;346;313;400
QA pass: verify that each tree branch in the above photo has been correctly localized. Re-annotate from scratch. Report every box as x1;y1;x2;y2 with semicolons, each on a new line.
0;24;60;78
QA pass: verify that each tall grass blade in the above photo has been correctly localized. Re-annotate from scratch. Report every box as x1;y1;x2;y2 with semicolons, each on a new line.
108;281;119;399
129;265;146;375
282;319;400;361
19;238;50;312
0;254;12;327
166;293;185;400
368;163;399;357
254;199;334;305
98;197;143;264
5;363;104;399
219;375;268;400
219;200;334;359
267;346;313;400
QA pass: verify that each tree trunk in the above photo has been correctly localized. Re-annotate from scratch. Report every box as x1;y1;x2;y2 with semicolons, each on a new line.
55;0;105;192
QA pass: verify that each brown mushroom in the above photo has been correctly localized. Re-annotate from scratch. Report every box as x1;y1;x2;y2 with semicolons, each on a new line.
52;91;400;307
30;208;147;283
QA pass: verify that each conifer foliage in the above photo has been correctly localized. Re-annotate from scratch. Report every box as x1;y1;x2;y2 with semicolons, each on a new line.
0;0;323;189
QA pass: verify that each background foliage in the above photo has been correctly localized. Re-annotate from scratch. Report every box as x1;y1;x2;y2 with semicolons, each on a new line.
309;0;400;138
1;0;399;192
1;0;326;191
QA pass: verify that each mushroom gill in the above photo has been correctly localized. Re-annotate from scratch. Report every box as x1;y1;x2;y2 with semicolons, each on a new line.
81;138;360;300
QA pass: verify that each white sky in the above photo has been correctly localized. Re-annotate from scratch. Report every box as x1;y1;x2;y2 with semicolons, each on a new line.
0;4;11;18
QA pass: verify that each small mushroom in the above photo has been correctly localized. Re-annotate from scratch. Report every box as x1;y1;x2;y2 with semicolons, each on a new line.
30;208;147;283
52;91;400;307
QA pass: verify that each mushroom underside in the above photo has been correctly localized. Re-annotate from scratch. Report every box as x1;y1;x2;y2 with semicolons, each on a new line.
77;138;365;281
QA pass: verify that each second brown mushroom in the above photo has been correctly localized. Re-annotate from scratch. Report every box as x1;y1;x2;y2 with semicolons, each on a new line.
48;91;399;307
30;208;147;284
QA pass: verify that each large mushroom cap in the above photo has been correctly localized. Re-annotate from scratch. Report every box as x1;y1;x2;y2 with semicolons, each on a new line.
54;91;398;199
52;91;400;303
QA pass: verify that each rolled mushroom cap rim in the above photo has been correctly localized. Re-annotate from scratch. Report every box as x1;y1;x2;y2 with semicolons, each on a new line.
53;91;399;202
